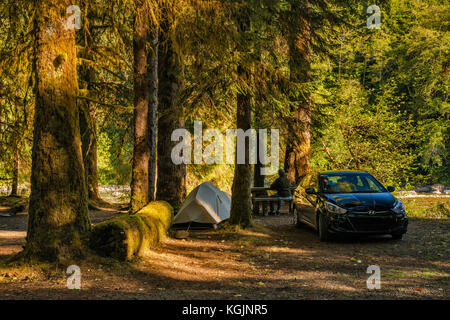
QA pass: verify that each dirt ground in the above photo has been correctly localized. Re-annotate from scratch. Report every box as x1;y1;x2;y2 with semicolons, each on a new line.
0;204;449;300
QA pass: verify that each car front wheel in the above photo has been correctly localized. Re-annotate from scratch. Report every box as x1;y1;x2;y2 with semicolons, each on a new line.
391;233;403;240
318;214;330;242
293;206;302;228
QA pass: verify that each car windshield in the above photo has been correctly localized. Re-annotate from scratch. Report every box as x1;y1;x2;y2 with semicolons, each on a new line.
319;173;387;194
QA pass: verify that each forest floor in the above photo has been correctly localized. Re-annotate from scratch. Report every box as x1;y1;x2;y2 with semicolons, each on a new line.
0;197;449;300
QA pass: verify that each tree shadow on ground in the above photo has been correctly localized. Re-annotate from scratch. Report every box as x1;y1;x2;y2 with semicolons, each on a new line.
0;212;448;299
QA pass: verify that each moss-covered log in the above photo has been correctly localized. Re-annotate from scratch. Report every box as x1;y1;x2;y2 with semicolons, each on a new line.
0;196;27;216
90;201;173;260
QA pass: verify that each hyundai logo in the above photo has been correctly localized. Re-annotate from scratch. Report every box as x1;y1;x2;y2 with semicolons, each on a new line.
368;210;376;215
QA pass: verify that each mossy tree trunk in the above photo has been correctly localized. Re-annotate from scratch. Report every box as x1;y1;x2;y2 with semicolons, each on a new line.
253;106;265;190
80;100;100;201
253;134;265;188
24;0;90;262
284;1;312;185
156;10;186;209
78;1;101;203
10;145;19;196
130;1;153;213
79;63;101;202
148;30;158;202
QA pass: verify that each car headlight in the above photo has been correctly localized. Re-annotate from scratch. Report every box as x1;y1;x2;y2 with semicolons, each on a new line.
325;201;347;214
392;200;405;214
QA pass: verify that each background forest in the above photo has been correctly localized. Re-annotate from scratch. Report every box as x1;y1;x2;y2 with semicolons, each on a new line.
0;0;448;198
0;1;449;299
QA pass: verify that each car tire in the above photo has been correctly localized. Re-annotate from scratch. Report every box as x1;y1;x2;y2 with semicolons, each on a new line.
318;214;330;242
391;233;403;240
293;206;302;228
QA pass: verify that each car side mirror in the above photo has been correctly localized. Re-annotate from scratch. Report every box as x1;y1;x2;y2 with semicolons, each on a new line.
387;186;395;192
305;188;316;195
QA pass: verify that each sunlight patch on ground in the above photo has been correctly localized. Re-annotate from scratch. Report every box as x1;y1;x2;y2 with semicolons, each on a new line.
138;245;257;281
0;231;26;239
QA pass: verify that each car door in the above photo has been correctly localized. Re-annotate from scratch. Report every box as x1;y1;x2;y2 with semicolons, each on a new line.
294;173;316;226
294;174;311;224
304;173;319;225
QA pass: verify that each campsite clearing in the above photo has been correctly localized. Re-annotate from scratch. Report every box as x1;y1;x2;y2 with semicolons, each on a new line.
0;202;449;299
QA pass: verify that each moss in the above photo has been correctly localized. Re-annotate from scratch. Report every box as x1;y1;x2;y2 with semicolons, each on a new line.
53;53;68;69
89;201;173;260
0;196;27;214
23;1;91;263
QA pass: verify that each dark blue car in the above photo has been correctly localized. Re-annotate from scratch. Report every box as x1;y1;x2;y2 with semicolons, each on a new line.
293;171;408;241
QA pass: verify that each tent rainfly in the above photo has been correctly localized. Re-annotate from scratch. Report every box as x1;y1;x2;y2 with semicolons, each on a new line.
173;182;231;226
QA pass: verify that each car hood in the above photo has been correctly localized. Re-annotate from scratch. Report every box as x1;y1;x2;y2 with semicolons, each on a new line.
324;192;396;211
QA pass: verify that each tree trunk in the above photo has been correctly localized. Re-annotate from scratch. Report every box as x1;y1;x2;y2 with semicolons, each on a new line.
230;79;253;227
130;2;152;213
79;68;101;202
229;12;252;228
78;2;101;203
284;105;311;185
83;103;100;200
253;132;265;188
148;30;158;202
253;53;266;192
156;12;186;209
284;1;312;185
253;107;265;189
10;145;19;196
24;0;90;262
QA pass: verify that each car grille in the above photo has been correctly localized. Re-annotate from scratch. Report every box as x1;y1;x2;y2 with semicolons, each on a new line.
350;218;394;231
352;210;392;216
347;211;396;231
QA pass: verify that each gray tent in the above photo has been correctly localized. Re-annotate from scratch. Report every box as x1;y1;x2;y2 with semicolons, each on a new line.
173;182;231;226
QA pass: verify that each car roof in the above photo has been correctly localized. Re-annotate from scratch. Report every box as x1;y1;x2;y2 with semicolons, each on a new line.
320;171;369;175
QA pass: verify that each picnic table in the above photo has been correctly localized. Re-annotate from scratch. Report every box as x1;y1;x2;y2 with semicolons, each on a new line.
250;186;296;216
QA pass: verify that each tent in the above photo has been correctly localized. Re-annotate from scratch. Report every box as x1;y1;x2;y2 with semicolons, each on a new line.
172;182;231;226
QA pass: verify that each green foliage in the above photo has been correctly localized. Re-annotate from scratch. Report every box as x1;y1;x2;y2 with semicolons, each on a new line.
0;1;34;189
187;164;235;195
97;127;133;185
310;0;449;186
0;0;447;196
402;198;450;219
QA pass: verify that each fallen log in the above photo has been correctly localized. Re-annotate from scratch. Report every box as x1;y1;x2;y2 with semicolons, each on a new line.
0;196;27;216
90;201;173;260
